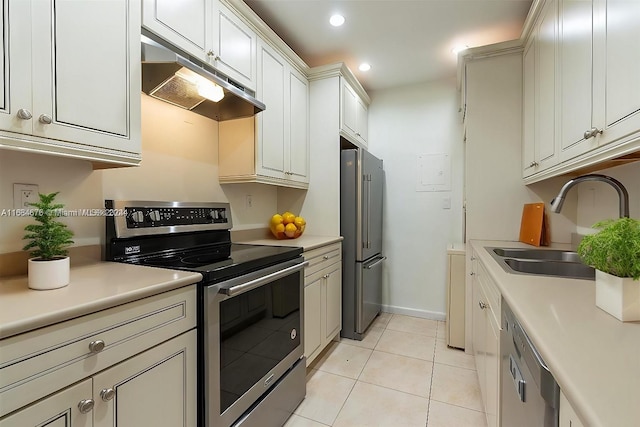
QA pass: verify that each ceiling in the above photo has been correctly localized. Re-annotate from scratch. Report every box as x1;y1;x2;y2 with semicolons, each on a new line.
243;0;533;92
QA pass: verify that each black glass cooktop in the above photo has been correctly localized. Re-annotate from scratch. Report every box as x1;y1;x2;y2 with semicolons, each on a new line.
126;243;302;283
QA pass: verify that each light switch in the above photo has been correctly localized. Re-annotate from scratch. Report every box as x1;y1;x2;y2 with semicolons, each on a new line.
442;196;451;210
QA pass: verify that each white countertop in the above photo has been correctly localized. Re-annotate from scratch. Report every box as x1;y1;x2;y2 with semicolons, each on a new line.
236;234;343;251
471;240;640;427
0;262;202;339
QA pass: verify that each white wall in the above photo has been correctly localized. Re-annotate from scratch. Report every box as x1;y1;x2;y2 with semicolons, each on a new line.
367;77;465;319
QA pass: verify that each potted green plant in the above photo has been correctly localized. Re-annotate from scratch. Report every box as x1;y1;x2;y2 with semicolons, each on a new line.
577;217;640;321
22;192;74;290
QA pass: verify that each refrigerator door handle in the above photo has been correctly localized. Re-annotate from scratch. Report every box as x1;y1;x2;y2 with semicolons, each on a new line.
365;256;387;269
366;174;372;249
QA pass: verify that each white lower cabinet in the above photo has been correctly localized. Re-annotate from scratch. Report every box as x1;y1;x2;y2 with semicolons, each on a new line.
1;330;196;427
303;242;342;365
471;251;501;427
0;286;198;426
559;390;585;427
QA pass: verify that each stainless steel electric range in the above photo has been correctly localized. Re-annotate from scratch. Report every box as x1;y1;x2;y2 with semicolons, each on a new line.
104;200;307;427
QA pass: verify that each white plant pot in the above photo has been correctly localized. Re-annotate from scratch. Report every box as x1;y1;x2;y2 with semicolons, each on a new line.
28;257;70;290
595;269;640;321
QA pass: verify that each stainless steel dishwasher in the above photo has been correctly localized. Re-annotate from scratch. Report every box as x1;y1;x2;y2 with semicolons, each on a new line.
501;299;560;427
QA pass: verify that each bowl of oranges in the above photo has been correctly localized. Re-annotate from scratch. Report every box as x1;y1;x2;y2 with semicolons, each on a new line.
270;211;306;239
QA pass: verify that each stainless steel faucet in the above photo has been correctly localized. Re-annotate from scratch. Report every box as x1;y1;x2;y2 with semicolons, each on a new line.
550;174;630;218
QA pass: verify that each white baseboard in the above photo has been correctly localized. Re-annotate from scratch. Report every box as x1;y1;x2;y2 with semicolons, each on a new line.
381;304;446;321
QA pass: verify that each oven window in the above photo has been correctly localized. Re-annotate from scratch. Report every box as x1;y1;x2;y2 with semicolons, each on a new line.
219;271;301;413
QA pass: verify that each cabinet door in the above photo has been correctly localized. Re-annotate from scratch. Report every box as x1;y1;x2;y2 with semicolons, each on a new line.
341;80;358;137
0;0;32;136
256;39;286;180
324;264;342;341
93;330;197;427
356;98;368;145
214;2;256;90
560;390;585;427
287;66;309;183
535;0;558;171
484;307;500;427
142;0;210;62
522;37;537;177
0;379;92;427
304;277;322;364
559;0;597;160
471;270;486;400
31;0;141;154
593;0;640;147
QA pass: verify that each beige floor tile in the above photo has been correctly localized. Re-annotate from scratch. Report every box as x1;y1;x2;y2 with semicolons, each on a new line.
375;329;436;361
333;381;429;427
359;350;433;397
427;400;487;427
340;326;384;349
430;363;483;411
386;314;439;337
434;339;476;370
370;311;393;329
294;369;355;425
284;414;331;427
313;341;373;379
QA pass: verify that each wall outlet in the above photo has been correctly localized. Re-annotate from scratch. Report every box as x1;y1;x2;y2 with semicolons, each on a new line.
13;184;39;209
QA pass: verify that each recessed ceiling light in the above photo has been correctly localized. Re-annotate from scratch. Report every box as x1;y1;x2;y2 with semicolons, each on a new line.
359;63;371;72
451;45;469;55
329;14;345;27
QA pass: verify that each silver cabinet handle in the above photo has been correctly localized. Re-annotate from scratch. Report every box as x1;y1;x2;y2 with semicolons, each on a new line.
78;399;95;414
478;301;488;310
38;114;52;124
17;108;32;120
207;50;218;61
323;255;330;260
323;273;330;279
470;256;476;261
88;340;105;353
584;127;603;139
470;272;475;276
100;388;116;402
526;161;539;169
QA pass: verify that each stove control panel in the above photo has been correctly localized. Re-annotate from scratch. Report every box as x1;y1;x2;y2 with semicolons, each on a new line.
126;206;228;228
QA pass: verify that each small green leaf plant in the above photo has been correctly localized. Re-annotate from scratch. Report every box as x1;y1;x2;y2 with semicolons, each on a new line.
577;217;640;280
22;192;74;261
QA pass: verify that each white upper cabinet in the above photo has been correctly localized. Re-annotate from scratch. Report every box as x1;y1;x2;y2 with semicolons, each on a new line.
592;0;640;147
522;0;558;177
218;38;309;189
0;0;141;166
523;0;640;183
142;0;210;62
559;0;597;161
213;2;257;90
340;78;369;146
143;0;257;90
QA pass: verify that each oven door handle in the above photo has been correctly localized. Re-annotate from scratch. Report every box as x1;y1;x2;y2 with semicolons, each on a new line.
220;261;309;297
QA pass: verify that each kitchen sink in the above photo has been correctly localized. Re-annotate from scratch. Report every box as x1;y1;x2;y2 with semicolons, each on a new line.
491;248;583;263
487;247;595;280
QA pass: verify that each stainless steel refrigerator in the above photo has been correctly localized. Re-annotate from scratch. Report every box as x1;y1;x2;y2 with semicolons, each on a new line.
340;148;385;340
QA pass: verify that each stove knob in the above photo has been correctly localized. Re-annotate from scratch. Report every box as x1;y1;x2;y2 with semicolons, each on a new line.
131;211;144;223
219;210;226;219
208;210;219;220
148;210;161;222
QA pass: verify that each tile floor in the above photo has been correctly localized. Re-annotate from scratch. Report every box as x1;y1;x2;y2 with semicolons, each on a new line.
285;313;488;427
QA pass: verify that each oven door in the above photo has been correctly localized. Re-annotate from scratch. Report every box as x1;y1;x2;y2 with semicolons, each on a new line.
204;257;306;427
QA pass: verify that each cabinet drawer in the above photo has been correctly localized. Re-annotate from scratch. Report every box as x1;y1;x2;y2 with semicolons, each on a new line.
304;243;342;278
0;285;196;417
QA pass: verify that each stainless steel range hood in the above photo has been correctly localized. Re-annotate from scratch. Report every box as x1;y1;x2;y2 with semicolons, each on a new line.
141;33;265;121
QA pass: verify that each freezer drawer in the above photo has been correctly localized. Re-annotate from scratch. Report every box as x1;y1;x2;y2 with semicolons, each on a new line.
356;255;385;335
